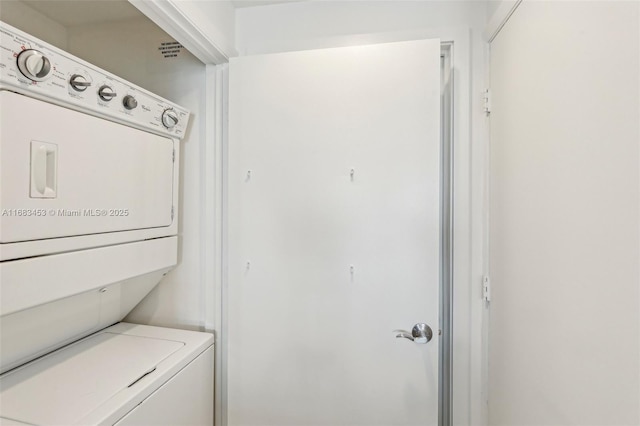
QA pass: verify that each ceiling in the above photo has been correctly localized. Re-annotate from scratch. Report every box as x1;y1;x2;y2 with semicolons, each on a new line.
22;0;306;27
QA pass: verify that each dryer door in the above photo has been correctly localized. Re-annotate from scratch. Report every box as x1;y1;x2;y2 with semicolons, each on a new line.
0;90;175;243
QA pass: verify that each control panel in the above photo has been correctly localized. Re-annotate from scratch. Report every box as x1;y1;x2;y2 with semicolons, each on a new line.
0;22;190;139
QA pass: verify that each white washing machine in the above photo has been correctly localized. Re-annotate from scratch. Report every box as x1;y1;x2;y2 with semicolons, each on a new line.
0;22;214;425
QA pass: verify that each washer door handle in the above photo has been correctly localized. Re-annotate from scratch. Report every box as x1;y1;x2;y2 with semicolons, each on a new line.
30;141;57;198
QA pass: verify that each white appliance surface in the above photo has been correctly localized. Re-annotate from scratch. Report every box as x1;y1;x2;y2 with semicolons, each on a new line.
0;22;213;426
0;21;190;261
0;323;214;426
0;237;177;372
0;16;190;377
0;20;209;426
114;345;215;426
0;90;175;243
0;22;189;139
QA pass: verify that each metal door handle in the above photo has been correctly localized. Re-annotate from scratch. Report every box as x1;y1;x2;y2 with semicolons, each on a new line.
393;323;433;344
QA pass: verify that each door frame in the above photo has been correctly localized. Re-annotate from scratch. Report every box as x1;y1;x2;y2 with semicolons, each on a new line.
216;38;469;426
125;3;485;423
440;41;453;426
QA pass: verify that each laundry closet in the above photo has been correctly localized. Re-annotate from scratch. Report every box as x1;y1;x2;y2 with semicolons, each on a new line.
0;1;213;425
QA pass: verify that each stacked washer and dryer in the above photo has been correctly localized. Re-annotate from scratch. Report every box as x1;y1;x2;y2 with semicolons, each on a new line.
0;22;214;425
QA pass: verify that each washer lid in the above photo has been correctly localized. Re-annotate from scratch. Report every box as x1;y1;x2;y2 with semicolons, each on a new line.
0;332;184;425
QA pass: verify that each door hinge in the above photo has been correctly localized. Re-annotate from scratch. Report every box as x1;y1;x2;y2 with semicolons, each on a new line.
483;89;491;115
172;148;175;163
171;206;174;221
482;275;491;303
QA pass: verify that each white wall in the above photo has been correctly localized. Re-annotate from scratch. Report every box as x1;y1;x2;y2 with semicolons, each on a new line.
486;1;502;23
489;1;640;424
236;0;484;55
65;19;211;332
235;2;491;424
0;0;68;49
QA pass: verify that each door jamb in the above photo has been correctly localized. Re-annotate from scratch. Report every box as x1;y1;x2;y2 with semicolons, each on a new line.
440;41;454;426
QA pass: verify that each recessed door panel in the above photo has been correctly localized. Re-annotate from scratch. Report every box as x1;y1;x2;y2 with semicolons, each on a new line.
0;90;174;243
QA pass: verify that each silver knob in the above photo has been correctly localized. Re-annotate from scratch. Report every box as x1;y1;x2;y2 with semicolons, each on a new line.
69;74;91;92
161;109;179;129
123;95;138;110
393;323;433;344
17;49;51;82
98;85;117;101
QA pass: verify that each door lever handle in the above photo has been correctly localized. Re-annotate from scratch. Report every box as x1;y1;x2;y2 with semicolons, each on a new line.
393;330;414;341
393;323;433;344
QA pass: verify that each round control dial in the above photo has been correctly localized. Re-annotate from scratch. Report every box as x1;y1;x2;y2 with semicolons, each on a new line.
123;95;138;110
17;49;52;82
69;74;91;92
98;85;117;102
161;109;179;129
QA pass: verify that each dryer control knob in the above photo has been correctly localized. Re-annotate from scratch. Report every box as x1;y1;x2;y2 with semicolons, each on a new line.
98;85;117;101
123;95;138;110
17;49;52;82
161;109;179;129
69;74;91;92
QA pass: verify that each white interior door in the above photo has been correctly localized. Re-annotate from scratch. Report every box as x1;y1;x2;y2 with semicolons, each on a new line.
228;39;441;426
